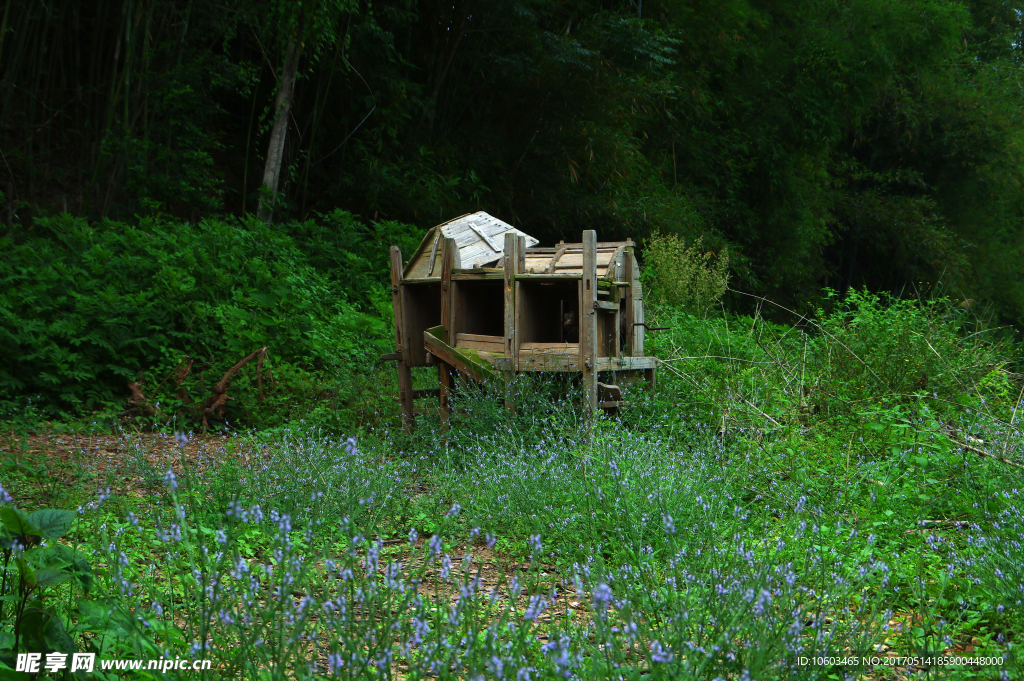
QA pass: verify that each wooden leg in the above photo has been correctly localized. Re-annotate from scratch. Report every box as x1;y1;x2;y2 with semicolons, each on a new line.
644;367;657;393
504;370;516;413
439;361;454;431
397;360;415;433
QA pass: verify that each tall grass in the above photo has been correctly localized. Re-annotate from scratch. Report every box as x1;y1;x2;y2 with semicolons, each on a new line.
2;291;1022;678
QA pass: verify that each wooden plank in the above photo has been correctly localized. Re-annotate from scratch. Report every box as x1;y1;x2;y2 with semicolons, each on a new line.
427;230;441;276
598;382;622;401
580;230;598;411
423;327;494;383
517;351;580;372
633;276;645;356
623;246;635;357
550;253;616;267
504;233;519;411
520;342;579;351
457;333;505;344
594;300;618;311
596;356;658;371
441;237;458;337
468;221;500;251
456;333;505;352
511;273;582;281
390;246;415;432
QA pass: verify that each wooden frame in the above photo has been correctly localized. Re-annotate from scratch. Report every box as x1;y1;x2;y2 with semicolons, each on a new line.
386;223;657;427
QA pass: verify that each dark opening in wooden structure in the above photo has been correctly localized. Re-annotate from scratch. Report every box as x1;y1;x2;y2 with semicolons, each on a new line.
385;212;658;431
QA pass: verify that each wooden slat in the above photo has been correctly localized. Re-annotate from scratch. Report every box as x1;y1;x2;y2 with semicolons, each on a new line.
596;356;658;371
632;277;645;357
390;246;415;432
457;339;504;352
623;246;635;357
594;300;618;310
424;328;493;383
517;351;580;372
440;237;457;347
455;333;505;352
503;233;520;410
580;230;598;411
457;333;505;343
427;230;441;276
520;342;580;351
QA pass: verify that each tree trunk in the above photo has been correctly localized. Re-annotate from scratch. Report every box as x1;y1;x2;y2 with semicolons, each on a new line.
257;34;302;224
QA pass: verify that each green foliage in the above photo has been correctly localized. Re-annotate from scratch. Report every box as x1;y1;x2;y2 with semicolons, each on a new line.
644;234;729;316
0;293;1022;677
0;213;420;425
6;0;1024;323
0;498;92;673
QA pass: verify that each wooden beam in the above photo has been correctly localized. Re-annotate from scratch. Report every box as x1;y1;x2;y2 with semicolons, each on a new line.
580;230;598;411
390;246;415;432
504;232;520;412
440;237;457;341
623;244;635;357
427;229;441;276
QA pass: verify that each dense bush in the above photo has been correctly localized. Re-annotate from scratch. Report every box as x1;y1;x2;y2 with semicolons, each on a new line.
0;212;422;425
644;234;730;316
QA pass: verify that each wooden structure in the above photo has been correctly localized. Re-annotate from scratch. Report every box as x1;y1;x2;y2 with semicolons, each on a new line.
386;211;657;430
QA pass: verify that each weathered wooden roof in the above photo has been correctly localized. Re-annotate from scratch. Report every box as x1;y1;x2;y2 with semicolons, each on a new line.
405;212;539;278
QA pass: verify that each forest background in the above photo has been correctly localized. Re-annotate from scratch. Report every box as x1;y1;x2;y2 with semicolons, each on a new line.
3;0;1024;422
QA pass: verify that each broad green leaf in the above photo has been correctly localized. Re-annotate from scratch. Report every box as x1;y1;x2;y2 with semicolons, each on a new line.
33;566;71;589
42;612;77;657
0;508;39;537
14;558;36;587
28;509;75;539
0;663;31;681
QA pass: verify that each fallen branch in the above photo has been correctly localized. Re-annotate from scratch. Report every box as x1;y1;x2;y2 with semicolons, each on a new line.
952;439;1024;471
121;373;156;418
175;356;195;408
202;347;268;429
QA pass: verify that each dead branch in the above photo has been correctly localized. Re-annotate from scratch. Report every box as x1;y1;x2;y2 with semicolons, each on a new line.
953;439;1024;471
122;373;156;418
202;347;268;429
175;356;195;408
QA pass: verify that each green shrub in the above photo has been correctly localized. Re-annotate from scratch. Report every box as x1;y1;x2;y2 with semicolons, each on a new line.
0;213;422;426
643;234;729;316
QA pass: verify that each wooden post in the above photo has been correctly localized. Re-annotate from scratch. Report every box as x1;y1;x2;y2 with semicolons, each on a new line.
580;230;598;412
438;238;459;428
645;367;657;392
440;237;457;339
503;233;519;412
439;361;454;432
389;246;415;432
632;265;645;358
623;240;635;357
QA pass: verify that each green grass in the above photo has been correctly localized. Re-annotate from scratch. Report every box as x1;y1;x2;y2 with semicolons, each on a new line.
1;292;1022;679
